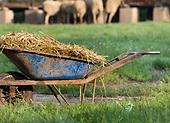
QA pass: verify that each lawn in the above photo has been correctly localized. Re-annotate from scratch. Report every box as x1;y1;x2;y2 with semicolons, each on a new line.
0;22;170;123
0;94;170;123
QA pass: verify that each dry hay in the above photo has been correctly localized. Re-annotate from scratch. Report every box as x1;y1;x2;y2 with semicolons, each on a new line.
0;32;106;64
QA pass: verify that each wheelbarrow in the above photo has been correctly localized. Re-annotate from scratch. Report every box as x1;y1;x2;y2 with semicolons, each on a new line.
0;47;160;104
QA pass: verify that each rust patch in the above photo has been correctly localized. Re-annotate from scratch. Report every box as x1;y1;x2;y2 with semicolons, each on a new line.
48;70;62;75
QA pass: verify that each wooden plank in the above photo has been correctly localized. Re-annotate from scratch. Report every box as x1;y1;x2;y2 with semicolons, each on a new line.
124;0;170;7
124;0;155;6
0;79;86;86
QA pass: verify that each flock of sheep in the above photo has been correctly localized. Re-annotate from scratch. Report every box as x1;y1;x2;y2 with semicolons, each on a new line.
43;0;126;24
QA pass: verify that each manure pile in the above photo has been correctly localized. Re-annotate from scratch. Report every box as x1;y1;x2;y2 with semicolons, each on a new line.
0;32;106;64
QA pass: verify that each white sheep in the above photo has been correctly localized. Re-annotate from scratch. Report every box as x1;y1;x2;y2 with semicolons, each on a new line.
74;0;86;23
85;0;104;24
43;0;61;24
105;0;122;23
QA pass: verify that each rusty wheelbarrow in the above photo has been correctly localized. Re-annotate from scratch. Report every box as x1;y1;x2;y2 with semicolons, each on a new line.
0;47;160;104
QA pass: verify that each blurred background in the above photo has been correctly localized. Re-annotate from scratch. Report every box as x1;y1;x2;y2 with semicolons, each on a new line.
0;0;170;24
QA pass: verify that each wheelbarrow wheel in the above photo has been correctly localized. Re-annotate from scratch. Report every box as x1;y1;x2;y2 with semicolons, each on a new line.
0;72;33;103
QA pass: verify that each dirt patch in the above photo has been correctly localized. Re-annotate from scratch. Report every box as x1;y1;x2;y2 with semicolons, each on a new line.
33;93;155;104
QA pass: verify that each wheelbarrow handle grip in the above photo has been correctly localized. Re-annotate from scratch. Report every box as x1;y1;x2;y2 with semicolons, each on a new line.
129;51;160;55
106;51;160;66
141;51;161;55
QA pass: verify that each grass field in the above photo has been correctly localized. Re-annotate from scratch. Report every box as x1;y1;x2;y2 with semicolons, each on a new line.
0;22;170;123
0;94;170;123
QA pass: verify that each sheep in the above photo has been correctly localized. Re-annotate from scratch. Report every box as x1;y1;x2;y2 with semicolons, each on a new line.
43;0;103;24
59;0;75;23
105;0;122;23
85;0;104;24
73;0;86;23
92;0;104;24
43;0;61;24
59;0;86;24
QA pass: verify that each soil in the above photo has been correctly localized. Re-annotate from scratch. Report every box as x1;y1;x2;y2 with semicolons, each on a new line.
33;93;155;104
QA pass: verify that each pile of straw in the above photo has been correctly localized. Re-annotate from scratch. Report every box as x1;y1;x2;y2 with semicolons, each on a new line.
0;32;106;64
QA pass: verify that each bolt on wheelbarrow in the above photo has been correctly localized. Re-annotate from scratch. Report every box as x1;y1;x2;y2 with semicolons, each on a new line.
0;47;160;104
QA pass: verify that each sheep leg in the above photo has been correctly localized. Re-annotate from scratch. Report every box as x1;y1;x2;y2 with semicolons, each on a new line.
80;15;83;24
98;11;104;24
108;9;118;23
45;14;50;25
66;14;70;24
92;11;97;24
104;12;108;23
73;13;77;24
108;13;112;23
108;12;114;23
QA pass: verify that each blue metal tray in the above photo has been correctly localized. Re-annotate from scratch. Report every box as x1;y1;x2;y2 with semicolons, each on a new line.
3;48;93;80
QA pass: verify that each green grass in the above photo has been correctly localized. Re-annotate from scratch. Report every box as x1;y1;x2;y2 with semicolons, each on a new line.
0;94;170;123
0;22;169;81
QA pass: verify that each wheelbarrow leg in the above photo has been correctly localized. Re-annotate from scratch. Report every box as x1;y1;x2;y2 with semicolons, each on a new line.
53;85;70;105
80;84;87;104
48;85;69;105
101;77;107;98
92;79;97;103
48;85;61;104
